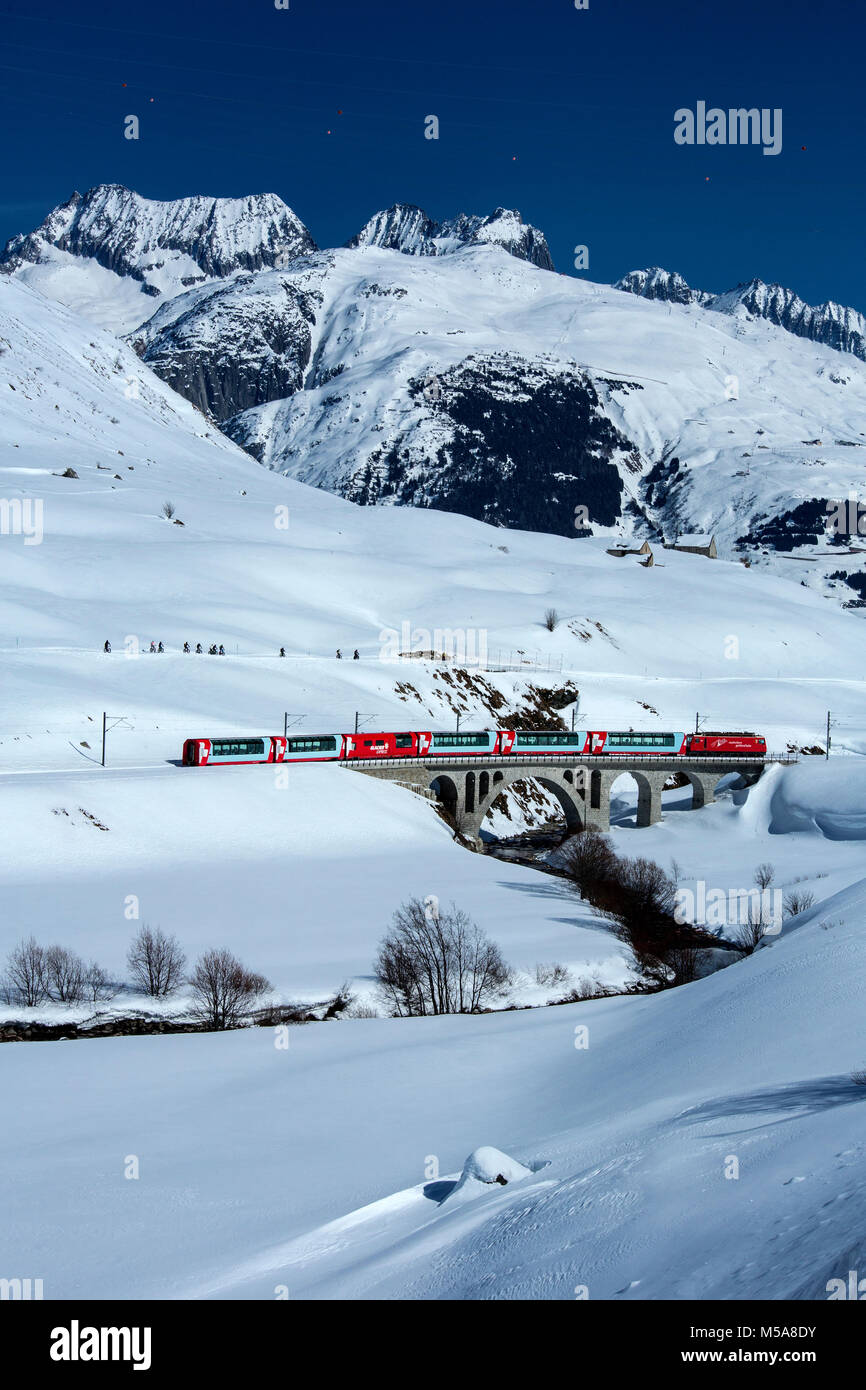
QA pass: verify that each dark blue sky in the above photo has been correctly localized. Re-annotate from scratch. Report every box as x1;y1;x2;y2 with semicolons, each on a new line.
1;0;862;309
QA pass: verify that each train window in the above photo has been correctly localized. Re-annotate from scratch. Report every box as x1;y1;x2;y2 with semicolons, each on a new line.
432;733;489;747
287;737;337;753
516;732;581;746
212;739;264;756
608;733;676;748
395;735;413;749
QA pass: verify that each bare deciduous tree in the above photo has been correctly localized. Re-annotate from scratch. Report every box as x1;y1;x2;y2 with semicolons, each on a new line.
44;945;86;1004
753;862;775;891
127;925;186;998
374;899;510;1016
188;949;271;1029
3;937;49;1007
162;500;176;520
85;960;116;1004
543;608;559;632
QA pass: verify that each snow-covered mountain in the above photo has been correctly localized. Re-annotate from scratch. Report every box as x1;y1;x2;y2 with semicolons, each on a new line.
0;185;316;333
126;239;866;605
4;185;866;608
614;266;714;307
617;265;866;361
347;203;555;270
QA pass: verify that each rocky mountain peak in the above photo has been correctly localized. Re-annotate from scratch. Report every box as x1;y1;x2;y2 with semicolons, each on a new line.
347;203;554;270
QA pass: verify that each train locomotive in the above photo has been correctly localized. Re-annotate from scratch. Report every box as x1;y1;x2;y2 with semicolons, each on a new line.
182;728;766;766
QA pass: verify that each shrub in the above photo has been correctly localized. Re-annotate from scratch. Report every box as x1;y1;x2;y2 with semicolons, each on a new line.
188;949;271;1029
784;889;815;918
534;962;571;988
559;827;618;903
732;897;774;954
594;856;682;988
543;607;559;632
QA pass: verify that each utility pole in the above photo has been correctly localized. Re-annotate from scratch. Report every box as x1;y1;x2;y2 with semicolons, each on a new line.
456;713;461;734
101;713;126;766
826;710;831;760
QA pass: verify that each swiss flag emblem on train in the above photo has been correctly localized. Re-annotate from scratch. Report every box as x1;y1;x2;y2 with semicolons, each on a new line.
589;731;606;753
499;730;516;755
417;732;432;756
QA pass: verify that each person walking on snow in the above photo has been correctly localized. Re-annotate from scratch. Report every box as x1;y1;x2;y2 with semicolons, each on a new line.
149;641;156;653
157;641;164;653
279;647;286;658
195;643;202;654
183;641;190;654
103;640;111;653
336;649;342;659
353;649;359;660
218;644;225;655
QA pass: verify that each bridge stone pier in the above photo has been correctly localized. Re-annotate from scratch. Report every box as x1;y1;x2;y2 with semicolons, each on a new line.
348;755;766;844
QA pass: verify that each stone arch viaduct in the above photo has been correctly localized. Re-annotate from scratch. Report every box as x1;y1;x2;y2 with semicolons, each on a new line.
348;753;769;843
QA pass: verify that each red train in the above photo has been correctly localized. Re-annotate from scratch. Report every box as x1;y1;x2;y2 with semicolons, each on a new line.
182;729;766;766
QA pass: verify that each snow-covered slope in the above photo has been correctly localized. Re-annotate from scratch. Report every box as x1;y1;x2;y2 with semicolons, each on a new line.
2;762;865;1300
3;271;866;732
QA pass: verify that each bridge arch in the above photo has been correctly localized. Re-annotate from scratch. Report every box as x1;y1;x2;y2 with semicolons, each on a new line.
429;773;459;821
460;765;588;840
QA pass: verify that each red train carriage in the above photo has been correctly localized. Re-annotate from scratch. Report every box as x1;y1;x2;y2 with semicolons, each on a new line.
342;731;431;759
685;731;766;755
